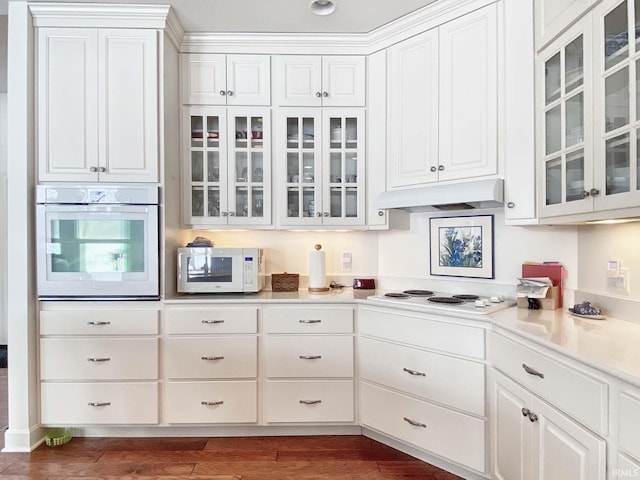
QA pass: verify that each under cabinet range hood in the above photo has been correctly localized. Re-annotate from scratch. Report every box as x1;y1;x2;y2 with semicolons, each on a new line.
375;178;504;212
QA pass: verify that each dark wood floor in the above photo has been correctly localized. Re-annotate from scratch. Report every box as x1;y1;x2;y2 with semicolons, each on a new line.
0;371;462;479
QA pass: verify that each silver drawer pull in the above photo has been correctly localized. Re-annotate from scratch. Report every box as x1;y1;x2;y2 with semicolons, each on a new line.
403;417;426;428
403;367;426;377
201;320;225;324
87;321;110;326
87;357;111;362
88;402;111;407
299;319;322;324
201;400;224;406
299;400;322;405
201;356;224;361
299;355;322;360
522;363;545;378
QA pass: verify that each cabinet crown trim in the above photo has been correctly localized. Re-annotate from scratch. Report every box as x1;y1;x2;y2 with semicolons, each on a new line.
30;3;174;29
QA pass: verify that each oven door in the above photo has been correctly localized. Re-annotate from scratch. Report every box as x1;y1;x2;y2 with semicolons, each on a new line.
36;204;159;299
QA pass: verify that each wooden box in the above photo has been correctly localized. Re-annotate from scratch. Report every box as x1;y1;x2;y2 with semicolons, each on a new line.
517;285;561;310
271;273;299;292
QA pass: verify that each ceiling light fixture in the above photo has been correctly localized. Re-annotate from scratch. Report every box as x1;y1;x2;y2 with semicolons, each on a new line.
309;0;336;16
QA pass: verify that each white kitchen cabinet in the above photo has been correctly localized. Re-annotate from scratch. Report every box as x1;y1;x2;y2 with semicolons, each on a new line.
182;53;271;106
387;4;498;190
262;305;356;424
535;0;596;50
491;369;606;480
275;108;365;227
183;106;271;227
37;27;158;183
617;386;640;467
273;55;365;107
39;304;160;425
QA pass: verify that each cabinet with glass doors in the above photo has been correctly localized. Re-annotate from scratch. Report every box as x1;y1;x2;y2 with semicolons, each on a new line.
277;109;365;227
183;107;271;227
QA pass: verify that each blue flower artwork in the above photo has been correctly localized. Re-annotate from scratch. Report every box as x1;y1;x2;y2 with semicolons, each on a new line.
438;226;483;268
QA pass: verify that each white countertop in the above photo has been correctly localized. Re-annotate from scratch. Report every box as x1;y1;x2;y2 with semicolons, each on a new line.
164;288;371;304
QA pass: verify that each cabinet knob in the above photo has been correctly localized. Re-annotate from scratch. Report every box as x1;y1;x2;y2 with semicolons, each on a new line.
521;407;530;417
322;91;328;97
528;412;539;423
506;202;515;208
430;166;437;172
219;90;227;96
589;188;600;197
221;212;228;217
378;211;384;217
315;212;322;217
90;166;98;172
98;167;106;173
323;212;329;217
581;190;590;198
315;92;322;98
438;165;444;171
226;90;233;96
228;211;235;217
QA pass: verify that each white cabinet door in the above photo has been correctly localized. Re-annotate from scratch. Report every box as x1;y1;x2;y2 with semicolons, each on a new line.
98;29;158;183
438;4;498;181
37;28;99;182
387;29;439;189
535;0;594;49
182;53;227;105
321;56;366;107
226;55;271;106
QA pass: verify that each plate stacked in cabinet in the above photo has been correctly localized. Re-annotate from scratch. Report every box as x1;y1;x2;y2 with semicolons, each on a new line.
163;306;258;424
39;305;160;425
262;306;355;424
358;305;488;475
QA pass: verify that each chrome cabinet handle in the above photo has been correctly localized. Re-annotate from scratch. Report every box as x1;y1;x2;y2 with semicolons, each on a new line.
299;355;322;360
299;399;321;405
202;320;224;324
581;190;590;198
403;417;426;428
430;166;437;172
90;166;98;172
88;402;111;407
322;91;328;97
201;356;224;361
589;188;600;197
506;202;515;208
315;92;322;97
403;367;426;377
522;363;544;378
87;321;110;326
299;319;321;324
201;400;224;406
87;357;111;362
438;165;444;171
226;90;233;96
378;211;384;216
220;90;227;96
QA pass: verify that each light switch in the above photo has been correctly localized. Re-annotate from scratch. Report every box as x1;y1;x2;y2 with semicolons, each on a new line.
342;252;352;272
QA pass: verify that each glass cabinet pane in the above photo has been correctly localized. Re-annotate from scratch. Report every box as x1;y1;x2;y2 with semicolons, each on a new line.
191;151;203;182
192;187;204;217
605;66;630;131
565;35;584;93
330;117;342;148
545;52;561;104
251;153;263;182
566;149;586;201
605;1;629;70
191;116;204;148
345;117;358;146
346;188;358;217
545;157;562;205
303;187;315;217
566;93;585;147
330;188;342;217
252;187;264;217
545;105;562;154
606;132;631;194
207;187;220;217
207;152;219;182
235;152;248;182
302;153;315;182
206;116;219;148
235;186;248;217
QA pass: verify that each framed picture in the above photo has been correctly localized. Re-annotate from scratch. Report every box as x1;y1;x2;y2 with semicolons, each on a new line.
429;214;494;279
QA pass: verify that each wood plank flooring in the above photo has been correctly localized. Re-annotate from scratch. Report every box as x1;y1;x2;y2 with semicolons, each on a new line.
0;370;462;479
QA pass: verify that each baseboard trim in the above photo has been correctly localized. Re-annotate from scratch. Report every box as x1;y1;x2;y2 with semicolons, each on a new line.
3;425;46;452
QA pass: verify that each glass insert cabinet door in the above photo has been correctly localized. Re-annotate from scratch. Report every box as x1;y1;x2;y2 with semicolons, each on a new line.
539;23;594;217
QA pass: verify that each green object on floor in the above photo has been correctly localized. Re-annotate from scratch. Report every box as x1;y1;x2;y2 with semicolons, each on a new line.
44;428;72;447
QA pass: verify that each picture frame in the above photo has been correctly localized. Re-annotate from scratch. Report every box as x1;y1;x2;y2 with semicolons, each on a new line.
429;214;494;279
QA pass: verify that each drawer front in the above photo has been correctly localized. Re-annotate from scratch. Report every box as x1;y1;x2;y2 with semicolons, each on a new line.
359;336;485;416
40;309;159;335
619;390;640;460
166;307;258;334
491;331;607;435
165;381;257;424
360;382;485;473
263;307;354;334
165;337;257;379
40;338;158;380
358;306;485;359
41;382;158;424
265;380;354;423
265;336;353;378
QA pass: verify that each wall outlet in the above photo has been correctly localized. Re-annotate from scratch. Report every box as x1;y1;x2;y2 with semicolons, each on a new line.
342;252;352;272
618;267;630;293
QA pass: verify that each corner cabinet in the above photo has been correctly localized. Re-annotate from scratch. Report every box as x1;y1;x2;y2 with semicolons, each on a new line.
275;108;365;228
183;107;272;227
37;27;158;183
387;3;498;189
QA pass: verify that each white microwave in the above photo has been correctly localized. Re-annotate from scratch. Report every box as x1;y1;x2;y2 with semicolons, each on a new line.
177;247;264;294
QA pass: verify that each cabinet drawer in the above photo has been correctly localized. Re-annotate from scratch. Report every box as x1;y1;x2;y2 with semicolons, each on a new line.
264;380;354;423
165;381;257;424
41;382;158;424
40;309;159;335
166;307;258;334
40;338;158;380
359;336;485;416
619;390;640;460
358;306;485;359
360;382;485;473
265;336;353;378
263;307;353;333
491;331;607;434
165;337;257;379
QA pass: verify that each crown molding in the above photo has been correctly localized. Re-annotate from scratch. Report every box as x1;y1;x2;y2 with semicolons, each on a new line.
164;6;184;49
29;3;173;29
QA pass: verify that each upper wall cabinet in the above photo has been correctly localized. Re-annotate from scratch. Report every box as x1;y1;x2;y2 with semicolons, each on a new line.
181;54;271;106
535;0;597;50
386;4;498;190
37;28;158;183
273;56;365;107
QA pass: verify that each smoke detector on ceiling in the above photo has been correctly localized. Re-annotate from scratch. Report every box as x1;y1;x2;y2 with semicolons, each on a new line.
309;0;336;16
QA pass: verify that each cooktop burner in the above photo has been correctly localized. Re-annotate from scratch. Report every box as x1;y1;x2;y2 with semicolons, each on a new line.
402;290;434;296
384;292;411;298
427;296;465;304
452;294;480;301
